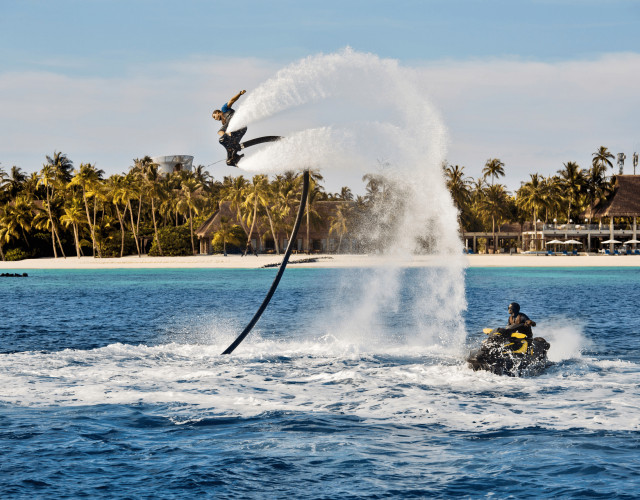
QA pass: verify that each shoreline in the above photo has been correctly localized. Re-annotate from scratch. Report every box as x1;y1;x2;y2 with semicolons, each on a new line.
2;253;640;269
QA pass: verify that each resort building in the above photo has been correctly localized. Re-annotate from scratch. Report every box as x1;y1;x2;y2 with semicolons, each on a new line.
196;201;355;255
463;224;524;254
522;175;640;254
150;155;194;175
463;175;640;254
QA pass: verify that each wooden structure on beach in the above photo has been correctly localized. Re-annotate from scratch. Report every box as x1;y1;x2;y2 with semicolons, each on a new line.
582;175;640;251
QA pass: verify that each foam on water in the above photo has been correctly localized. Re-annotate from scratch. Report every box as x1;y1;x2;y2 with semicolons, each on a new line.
1;340;638;432
227;48;467;348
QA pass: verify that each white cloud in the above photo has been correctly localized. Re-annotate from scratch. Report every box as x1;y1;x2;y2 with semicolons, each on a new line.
1;53;639;193
417;53;640;190
0;56;279;173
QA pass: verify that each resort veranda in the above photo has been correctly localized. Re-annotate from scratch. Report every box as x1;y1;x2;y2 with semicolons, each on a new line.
463;175;640;255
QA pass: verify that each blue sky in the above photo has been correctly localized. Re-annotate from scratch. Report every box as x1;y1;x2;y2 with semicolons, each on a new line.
1;0;639;192
4;0;638;68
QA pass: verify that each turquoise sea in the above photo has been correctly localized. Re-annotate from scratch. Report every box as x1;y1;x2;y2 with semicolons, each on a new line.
1;266;639;498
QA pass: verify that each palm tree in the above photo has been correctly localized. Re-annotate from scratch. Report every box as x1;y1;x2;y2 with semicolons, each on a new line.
517;174;547;250
557;161;585;222
540;175;563;222
477;183;509;252
193;164;212;187
444;165;471;209
38;164;66;258
329;203;351;253
131;157;160;243
45;151;74;185
586;151;613;209
0;203;16;261
0;222;8;261
213;216;244;256
88;181;110;253
221;176;250;236
6;166;27;198
592;146;614;177
339;186;354;201
241;175;266;255
120;172;143;256
69;163;104;257
362;172;384;204
60;199;86;258
271;172;300;248
143;162;165;256
177;177;202;254
264;180;282;254
243;174;278;255
0;165;7;198
22;172;41;199
482;158;505;186
303;170;324;254
444;164;472;236
1;196;33;249
159;175;179;228
105;175;128;257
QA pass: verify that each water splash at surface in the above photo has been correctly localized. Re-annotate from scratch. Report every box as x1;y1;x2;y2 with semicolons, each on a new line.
228;48;467;347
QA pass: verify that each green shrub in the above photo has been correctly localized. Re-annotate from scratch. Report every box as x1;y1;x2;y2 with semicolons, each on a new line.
5;248;32;261
149;225;192;256
211;225;246;254
99;231;138;258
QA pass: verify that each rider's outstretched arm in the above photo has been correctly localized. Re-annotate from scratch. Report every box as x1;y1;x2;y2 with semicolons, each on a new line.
227;89;246;108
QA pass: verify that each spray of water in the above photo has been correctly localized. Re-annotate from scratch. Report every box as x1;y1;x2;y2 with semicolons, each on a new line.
229;48;467;351
537;320;591;362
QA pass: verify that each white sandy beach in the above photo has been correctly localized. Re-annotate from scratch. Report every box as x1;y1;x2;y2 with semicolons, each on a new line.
2;253;640;269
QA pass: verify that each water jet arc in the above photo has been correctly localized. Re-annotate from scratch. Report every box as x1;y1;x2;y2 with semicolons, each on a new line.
222;169;310;355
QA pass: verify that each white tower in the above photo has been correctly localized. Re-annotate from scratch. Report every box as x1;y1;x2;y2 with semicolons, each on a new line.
151;155;194;175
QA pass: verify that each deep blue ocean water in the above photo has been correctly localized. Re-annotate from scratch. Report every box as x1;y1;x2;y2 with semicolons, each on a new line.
1;266;639;499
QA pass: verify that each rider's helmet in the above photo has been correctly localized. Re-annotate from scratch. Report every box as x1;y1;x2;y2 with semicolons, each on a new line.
508;302;520;315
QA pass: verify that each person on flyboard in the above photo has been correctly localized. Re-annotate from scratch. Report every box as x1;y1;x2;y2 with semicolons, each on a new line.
212;90;247;167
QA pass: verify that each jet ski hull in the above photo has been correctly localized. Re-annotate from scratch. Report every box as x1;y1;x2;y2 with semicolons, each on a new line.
467;337;551;377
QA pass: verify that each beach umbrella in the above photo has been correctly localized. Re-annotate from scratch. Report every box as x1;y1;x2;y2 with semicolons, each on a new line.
602;239;622;244
564;240;582;245
623;239;640;245
545;240;565;245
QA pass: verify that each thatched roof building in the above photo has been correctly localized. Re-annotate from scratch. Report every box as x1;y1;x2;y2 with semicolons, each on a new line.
195;202;238;239
583;175;640;218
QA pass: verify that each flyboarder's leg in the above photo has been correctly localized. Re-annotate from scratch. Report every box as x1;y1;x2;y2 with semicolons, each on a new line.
231;126;248;142
220;127;248;166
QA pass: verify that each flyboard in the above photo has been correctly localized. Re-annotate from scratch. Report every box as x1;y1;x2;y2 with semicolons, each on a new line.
221;135;310;354
221;130;282;167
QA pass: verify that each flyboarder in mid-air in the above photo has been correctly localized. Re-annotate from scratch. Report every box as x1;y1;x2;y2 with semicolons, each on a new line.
212;89;247;166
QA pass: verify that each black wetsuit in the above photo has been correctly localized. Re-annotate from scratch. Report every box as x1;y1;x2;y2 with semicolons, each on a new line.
493;313;536;353
218;103;247;165
505;313;535;339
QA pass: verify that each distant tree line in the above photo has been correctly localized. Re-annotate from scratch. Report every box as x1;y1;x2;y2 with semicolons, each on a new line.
444;146;618;252
0;146;620;260
0;152;395;260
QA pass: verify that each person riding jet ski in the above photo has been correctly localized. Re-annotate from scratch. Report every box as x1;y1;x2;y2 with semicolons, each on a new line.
492;302;536;354
467;302;550;376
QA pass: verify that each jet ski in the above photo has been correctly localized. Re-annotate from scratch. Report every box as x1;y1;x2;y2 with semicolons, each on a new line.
467;328;551;377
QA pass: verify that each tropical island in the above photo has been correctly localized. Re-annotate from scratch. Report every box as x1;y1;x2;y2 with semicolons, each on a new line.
1;146;638;263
